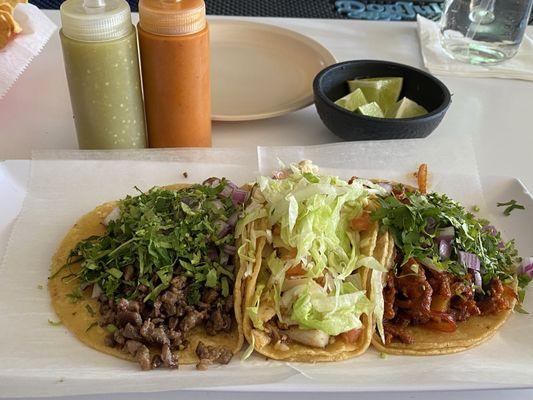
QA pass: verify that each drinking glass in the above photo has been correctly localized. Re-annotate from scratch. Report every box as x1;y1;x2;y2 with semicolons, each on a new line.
439;0;533;64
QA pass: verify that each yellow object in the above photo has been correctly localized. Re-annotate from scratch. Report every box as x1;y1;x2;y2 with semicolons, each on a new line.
0;0;25;49
49;184;244;365
386;97;428;119
348;77;403;113
357;102;385;118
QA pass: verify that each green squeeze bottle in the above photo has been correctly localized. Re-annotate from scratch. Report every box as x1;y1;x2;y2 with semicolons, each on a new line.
60;0;146;149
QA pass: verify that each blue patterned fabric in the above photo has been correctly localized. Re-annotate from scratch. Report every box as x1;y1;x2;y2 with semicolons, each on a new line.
29;0;532;24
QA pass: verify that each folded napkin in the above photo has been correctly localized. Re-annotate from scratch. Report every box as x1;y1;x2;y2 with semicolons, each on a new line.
417;15;533;81
0;3;57;99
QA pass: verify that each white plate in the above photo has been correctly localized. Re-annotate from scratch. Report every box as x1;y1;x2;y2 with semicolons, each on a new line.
210;20;336;121
1;160;533;398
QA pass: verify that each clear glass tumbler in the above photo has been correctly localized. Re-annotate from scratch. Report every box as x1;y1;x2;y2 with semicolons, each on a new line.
439;0;533;64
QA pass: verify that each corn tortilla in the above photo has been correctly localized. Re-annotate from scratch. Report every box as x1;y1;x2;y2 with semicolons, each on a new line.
369;195;516;356
241;219;377;362
49;184;244;365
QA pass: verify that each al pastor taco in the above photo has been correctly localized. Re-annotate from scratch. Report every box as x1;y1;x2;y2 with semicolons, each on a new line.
237;161;388;361
49;179;250;370
369;174;527;355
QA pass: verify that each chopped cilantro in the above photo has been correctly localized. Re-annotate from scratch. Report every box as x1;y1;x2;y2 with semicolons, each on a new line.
516;273;532;313
85;304;96;317
85;322;98;332
66;287;83;304
497;199;525;216
64;181;239;303
106;324;117;333
371;190;520;285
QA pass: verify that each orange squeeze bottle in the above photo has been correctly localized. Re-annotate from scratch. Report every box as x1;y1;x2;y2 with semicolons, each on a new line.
138;0;211;147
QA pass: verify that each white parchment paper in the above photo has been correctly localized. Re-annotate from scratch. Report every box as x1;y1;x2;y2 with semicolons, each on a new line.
0;143;532;397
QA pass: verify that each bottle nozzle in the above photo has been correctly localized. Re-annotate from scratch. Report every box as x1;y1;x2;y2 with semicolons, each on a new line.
83;0;106;11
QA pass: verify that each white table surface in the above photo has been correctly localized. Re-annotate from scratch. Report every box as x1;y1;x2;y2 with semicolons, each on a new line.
1;9;533;400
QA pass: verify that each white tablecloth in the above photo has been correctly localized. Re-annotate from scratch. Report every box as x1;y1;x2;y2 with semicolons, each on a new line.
1;10;533;400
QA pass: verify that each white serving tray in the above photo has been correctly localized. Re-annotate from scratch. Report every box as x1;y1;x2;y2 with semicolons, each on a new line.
0;159;532;398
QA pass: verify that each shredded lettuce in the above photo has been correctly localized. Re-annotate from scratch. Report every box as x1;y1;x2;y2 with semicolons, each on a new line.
290;282;372;336
241;335;255;360
370;269;385;343
237;161;378;337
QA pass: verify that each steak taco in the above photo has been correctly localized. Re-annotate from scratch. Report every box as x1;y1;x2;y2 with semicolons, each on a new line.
49;179;250;370
237;161;389;361
369;174;529;355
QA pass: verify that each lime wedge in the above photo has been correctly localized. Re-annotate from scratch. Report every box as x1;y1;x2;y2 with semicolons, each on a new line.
334;88;368;112
386;97;428;119
347;77;403;113
357;102;384;118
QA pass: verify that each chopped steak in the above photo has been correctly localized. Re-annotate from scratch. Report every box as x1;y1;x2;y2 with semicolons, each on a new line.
195;341;233;370
97;281;234;370
136;345;151;371
180;310;206;333
161;343;178;369
124;340;143;355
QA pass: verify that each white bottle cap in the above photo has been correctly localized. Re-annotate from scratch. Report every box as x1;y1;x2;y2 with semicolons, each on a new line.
60;0;132;42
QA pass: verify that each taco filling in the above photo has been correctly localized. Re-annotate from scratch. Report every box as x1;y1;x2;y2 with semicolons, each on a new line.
237;161;387;360
371;183;523;346
50;178;249;370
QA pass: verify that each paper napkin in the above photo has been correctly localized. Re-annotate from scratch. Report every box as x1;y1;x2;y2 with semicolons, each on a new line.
0;3;56;99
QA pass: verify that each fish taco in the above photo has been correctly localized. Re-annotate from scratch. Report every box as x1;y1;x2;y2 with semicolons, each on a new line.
237;161;389;361
368;171;528;355
49;179;250;370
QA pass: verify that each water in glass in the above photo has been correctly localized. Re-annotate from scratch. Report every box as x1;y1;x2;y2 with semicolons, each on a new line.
439;0;533;64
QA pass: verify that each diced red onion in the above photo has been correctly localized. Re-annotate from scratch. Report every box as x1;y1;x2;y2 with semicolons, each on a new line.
473;270;482;288
483;225;498;236
437;226;455;241
378;182;393;193
103;207;121;226
91;283;102;299
207;247;218;262
227;181;238;190
438;239;452;260
519;257;533;278
498;241;505;249
458;251;480;271
231;188;249;206
215;220;231;238
227;211;241;228
219;184;233;198
203;177;221;188
425;217;437;234
223;245;236;255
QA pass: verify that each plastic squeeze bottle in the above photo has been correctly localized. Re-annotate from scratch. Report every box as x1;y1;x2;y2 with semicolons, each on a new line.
138;0;211;148
60;0;146;149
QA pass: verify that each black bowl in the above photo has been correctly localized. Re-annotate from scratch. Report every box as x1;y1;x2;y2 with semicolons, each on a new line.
313;60;451;141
